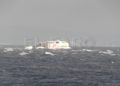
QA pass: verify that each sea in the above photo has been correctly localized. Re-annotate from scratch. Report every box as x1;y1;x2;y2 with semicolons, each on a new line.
0;46;120;86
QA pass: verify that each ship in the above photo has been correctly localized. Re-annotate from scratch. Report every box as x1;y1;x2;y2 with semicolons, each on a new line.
25;40;71;50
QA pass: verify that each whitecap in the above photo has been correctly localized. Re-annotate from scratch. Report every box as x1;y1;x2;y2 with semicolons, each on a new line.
45;51;55;56
99;50;116;56
3;48;14;52
19;51;29;56
24;46;33;50
82;49;96;52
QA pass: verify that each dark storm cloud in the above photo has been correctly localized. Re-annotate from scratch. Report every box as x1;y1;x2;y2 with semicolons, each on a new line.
0;0;120;46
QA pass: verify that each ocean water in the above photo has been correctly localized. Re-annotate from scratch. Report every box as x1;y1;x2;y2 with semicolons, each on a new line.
0;47;120;86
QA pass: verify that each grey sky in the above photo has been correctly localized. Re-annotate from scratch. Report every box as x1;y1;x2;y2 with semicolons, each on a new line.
0;0;120;46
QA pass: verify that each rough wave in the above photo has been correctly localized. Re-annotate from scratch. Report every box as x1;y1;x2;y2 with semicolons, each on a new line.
0;47;120;86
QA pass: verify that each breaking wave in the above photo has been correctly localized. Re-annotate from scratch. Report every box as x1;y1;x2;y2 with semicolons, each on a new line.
44;51;56;56
1;47;120;57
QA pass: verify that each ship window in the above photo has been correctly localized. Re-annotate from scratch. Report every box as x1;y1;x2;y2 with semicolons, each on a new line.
56;41;59;43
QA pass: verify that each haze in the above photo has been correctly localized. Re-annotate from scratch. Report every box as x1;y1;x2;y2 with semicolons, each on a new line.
0;0;120;46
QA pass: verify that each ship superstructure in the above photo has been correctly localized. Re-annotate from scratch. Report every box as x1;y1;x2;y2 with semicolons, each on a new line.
25;40;71;50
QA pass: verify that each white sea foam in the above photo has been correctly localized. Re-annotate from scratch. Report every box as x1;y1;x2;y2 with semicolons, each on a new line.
3;48;14;52
45;51;55;56
24;46;33;50
82;49;96;52
99;50;116;56
19;51;29;56
111;61;115;64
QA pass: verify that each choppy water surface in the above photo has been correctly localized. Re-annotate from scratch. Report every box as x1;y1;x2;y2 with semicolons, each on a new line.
0;47;120;86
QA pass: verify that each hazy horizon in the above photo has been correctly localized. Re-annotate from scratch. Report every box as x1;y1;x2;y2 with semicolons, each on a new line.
0;0;120;47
